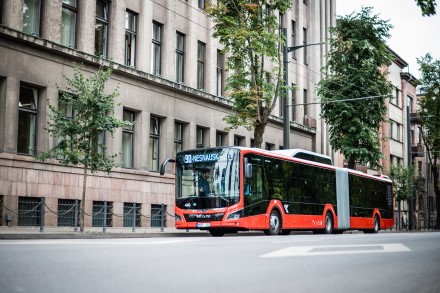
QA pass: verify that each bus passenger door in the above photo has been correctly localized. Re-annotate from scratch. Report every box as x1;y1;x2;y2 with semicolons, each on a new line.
244;162;266;217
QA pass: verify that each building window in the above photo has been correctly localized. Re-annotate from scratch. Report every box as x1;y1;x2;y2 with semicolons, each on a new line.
61;0;77;48
151;204;166;227
234;135;244;146
95;0;109;57
391;87;402;107
122;110;134;168
57;199;80;227
92;201;113;227
197;41;206;90
303;88;308;117
18;86;38;156
152;22;162;76
23;0;41;36
216;131;225;147
217;50;224;96
150;116;160;172
279;95;285;118
174;122;183;156
176;32;185;83
125;10;137;67
198;0;205;10
291;83;296;121
266;143;275;151
303;27;307;65
389;120;402;142
18;197;41;226
407;95;413;113
123;203;141;227
291;20;296;59
196;127;204;148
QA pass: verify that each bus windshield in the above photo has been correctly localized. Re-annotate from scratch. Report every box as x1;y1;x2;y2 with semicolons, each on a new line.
176;148;240;210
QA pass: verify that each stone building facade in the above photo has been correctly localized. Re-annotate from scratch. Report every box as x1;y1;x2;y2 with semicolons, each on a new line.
0;0;335;228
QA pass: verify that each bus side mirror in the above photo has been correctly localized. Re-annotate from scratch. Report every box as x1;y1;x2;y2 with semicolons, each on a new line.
245;163;253;179
160;158;176;175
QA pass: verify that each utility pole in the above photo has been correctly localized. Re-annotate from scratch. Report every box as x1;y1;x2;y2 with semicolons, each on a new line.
282;27;325;149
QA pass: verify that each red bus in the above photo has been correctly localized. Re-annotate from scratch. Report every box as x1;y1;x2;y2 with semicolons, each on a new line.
161;147;394;237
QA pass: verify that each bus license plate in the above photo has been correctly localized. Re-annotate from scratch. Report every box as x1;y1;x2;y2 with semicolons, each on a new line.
196;223;211;228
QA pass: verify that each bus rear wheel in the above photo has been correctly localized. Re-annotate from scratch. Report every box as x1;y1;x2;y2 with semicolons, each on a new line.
264;210;281;236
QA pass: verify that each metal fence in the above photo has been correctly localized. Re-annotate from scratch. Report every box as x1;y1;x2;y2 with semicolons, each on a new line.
0;197;172;232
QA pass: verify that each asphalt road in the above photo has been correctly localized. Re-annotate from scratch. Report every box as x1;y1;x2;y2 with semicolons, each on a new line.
0;232;439;293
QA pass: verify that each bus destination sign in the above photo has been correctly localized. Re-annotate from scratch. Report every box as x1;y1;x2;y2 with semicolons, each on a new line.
183;153;219;164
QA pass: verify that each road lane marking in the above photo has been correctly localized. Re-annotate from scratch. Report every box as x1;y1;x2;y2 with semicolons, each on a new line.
261;243;411;258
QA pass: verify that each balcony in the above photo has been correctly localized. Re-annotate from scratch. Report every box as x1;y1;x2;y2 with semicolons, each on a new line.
412;144;424;157
410;112;421;124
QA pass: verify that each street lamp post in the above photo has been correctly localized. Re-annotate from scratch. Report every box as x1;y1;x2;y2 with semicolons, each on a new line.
282;28;325;149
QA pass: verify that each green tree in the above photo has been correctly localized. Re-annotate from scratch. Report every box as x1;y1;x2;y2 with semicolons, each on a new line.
38;66;132;232
415;0;437;16
317;7;394;170
389;164;415;230
206;0;291;148
417;53;440;229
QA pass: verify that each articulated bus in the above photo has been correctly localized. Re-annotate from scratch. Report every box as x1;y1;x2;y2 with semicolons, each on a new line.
160;147;394;237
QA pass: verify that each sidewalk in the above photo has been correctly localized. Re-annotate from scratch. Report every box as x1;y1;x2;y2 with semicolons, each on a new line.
0;226;209;240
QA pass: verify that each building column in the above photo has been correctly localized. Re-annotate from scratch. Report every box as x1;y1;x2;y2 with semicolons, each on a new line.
77;0;96;55
3;77;20;154
2;0;23;31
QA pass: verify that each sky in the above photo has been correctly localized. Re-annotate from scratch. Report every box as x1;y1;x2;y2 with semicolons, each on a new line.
337;0;440;79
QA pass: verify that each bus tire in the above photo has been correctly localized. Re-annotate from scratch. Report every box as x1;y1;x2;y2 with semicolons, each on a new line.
365;215;380;234
324;212;334;234
209;229;225;237
264;210;281;236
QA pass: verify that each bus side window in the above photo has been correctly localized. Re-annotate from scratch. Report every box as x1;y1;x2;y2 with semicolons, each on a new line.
245;165;263;199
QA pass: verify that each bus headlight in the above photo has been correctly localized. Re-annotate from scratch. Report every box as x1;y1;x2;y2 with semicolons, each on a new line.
175;214;182;222
226;209;243;220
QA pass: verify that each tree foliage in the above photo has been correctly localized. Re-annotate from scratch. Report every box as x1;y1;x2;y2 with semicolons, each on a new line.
38;66;132;232
389;164;415;203
317;7;394;169
206;0;291;148
417;53;440;229
415;0;437;16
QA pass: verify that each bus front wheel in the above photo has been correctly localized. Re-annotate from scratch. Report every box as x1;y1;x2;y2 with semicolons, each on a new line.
209;229;225;237
324;212;334;234
264;210;281;236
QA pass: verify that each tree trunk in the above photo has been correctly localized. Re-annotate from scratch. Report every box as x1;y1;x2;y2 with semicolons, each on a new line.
347;158;356;170
253;120;267;149
80;166;88;232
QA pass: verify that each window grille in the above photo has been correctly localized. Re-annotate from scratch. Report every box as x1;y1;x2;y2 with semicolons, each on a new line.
92;201;113;227
123;203;141;227
57;199;79;227
18;197;41;226
151;204;166;227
